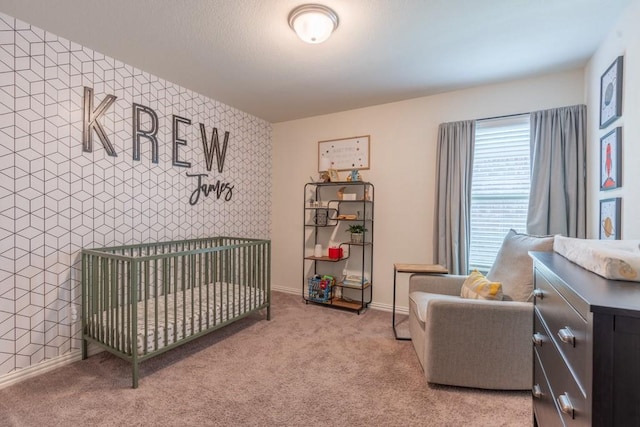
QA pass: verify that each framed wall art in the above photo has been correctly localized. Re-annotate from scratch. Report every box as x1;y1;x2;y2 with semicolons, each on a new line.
600;127;622;190
599;56;623;129
318;135;370;171
600;197;621;240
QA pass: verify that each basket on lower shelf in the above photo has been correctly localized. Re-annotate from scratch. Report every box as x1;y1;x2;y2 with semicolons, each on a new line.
308;276;335;303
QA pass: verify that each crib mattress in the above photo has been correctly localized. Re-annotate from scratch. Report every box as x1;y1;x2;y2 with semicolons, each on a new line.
91;282;265;355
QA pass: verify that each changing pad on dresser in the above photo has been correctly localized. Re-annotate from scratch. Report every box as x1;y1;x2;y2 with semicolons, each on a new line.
553;235;640;282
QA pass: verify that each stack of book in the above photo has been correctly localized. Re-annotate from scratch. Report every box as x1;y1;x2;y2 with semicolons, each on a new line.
342;275;369;288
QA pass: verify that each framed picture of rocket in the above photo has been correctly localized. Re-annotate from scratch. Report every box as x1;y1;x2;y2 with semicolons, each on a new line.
600;197;621;240
600;127;621;190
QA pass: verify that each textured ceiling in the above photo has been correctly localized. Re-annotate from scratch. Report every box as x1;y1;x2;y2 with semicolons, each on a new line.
0;0;633;123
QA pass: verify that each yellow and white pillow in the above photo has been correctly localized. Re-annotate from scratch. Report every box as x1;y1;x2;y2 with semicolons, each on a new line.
460;270;504;300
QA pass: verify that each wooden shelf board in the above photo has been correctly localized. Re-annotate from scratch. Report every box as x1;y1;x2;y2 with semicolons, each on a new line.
304;256;347;262
329;297;364;310
394;263;448;274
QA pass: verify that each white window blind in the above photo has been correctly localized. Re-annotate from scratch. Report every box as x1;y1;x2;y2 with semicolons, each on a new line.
469;114;531;273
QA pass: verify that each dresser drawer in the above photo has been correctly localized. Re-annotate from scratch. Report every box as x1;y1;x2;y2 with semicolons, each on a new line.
535;271;589;392
533;313;589;427
533;349;563;427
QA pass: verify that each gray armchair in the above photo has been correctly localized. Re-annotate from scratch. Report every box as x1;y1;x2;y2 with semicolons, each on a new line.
408;230;554;390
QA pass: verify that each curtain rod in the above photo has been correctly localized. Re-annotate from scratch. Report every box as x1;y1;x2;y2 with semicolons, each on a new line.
477;111;530;122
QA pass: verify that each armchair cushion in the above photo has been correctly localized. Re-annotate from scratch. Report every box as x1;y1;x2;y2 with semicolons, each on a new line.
460;270;503;300
486;229;554;302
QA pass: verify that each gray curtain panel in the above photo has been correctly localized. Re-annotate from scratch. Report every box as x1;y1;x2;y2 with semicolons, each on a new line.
434;120;475;274
527;105;586;238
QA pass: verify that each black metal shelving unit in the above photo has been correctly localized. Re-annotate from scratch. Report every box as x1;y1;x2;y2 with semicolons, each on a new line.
302;181;374;314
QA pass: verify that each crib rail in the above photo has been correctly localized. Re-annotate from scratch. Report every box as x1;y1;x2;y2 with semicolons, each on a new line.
81;237;270;387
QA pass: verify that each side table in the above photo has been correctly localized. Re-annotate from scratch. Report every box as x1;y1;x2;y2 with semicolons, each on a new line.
393;263;448;340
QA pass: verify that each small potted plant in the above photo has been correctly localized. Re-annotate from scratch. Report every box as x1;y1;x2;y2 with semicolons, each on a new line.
346;224;367;244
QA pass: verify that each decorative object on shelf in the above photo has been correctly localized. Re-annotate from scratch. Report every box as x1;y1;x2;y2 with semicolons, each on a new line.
319;171;330;182
600;56;623;129
337;186;357;200
314;244;323;258
328;168;340;182
318;135;370;171
600;127;622;190
328;246;343;259
313;208;328;226
346;169;361;182
337;214;356;220
600;197;621;240
346;224;367;244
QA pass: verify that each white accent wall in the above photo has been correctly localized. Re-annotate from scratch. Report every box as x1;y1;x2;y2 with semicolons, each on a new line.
585;1;640;239
272;70;585;310
0;13;271;378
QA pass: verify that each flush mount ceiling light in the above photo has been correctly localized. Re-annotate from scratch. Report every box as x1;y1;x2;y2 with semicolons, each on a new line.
288;4;339;44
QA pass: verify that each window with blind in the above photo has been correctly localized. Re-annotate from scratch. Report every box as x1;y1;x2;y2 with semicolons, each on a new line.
469;114;531;272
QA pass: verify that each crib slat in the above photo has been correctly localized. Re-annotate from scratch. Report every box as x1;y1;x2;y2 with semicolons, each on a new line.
154;252;159;353
130;259;139;389
163;257;168;350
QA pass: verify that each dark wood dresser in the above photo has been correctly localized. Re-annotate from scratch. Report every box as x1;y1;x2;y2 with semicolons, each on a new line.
531;251;640;427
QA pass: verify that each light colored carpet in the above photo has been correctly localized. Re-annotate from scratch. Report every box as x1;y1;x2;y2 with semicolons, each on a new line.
0;292;531;426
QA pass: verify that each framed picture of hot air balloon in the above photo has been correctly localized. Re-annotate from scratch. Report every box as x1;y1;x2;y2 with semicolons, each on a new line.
599;56;623;129
600;197;621;240
600;127;621;190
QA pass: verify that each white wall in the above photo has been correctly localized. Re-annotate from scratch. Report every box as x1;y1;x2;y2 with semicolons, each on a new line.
272;70;584;311
585;0;640;239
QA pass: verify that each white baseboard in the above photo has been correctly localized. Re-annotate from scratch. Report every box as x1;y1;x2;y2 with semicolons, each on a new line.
0;344;107;390
271;285;409;314
271;285;299;295
0;350;82;390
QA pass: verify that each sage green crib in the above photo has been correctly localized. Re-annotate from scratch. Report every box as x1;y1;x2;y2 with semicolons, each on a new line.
81;236;271;388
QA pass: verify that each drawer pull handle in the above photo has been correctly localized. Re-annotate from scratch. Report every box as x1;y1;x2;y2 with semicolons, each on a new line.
533;289;543;300
532;333;545;346
532;384;543;398
557;393;574;417
558;327;576;346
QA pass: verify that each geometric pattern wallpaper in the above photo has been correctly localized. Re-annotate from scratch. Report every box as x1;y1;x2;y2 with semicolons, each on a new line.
0;12;272;377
